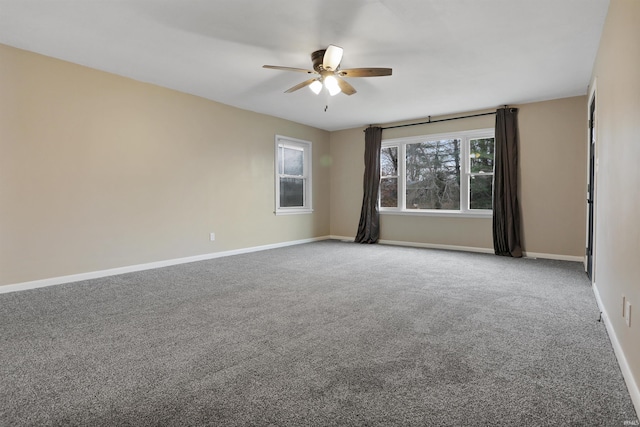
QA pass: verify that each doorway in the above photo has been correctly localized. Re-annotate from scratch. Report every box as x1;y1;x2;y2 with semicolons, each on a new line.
586;92;596;280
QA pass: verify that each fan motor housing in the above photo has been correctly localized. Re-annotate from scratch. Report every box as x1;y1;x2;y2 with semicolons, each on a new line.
311;49;326;72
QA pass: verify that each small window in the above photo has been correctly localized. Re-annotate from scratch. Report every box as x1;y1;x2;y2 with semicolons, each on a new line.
275;135;312;214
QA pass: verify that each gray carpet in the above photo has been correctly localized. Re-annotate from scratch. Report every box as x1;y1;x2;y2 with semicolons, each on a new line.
0;240;637;426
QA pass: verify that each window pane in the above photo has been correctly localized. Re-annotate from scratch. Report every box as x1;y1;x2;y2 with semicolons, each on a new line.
470;138;495;173
381;147;398;177
278;146;284;174
280;177;304;207
283;147;303;176
470;174;493;210
406;139;461;209
380;177;398;207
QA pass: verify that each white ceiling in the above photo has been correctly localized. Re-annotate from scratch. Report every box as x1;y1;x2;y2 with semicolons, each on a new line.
0;0;609;131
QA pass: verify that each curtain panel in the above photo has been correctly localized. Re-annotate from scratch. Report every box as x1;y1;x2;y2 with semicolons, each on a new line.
355;126;383;243
493;108;523;257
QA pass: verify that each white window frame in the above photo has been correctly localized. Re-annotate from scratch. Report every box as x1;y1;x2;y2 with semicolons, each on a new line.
380;128;495;218
275;135;313;215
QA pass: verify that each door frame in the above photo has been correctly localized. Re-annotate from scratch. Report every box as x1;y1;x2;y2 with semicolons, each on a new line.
586;81;598;282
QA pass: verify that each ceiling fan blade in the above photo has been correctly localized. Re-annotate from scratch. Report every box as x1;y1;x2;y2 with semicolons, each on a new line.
335;77;357;95
284;78;319;93
338;68;393;77
323;45;343;71
263;65;316;74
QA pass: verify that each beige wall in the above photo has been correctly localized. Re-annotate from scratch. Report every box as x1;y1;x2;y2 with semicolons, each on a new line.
0;42;589;289
330;97;587;257
329;127;366;239
0;44;330;286
518;96;587;256
590;0;640;407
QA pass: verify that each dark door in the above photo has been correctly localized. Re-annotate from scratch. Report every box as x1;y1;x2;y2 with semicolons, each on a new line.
586;95;596;280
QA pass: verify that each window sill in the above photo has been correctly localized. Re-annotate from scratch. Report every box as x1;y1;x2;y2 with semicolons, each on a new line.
380;209;491;219
275;209;314;216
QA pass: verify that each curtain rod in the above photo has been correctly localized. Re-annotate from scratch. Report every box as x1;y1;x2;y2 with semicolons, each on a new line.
368;111;498;132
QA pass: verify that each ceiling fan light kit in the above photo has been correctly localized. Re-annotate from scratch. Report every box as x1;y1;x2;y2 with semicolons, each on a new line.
323;75;341;96
309;80;323;94
322;45;343;71
263;45;392;97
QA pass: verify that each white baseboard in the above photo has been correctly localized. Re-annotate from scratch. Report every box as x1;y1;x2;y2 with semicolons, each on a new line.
328;235;355;242
330;235;493;254
522;251;584;262
332;236;582;262
0;236;331;294
0;235;586;295
379;238;495;254
592;282;640;417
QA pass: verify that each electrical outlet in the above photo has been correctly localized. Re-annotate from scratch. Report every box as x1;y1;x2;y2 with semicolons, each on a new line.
209;232;216;242
625;301;631;327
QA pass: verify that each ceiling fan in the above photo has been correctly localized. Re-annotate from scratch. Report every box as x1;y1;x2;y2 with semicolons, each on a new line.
263;45;392;96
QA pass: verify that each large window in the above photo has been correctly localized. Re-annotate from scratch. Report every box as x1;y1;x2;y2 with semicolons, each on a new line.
380;129;495;216
275;135;312;214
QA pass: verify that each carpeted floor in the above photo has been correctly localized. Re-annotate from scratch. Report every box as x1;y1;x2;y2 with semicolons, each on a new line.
0;240;637;426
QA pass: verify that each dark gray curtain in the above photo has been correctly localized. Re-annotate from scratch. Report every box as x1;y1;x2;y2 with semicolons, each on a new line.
493;108;523;257
355;126;382;243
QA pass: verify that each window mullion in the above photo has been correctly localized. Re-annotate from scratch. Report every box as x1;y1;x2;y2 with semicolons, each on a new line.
400;143;406;211
460;136;470;212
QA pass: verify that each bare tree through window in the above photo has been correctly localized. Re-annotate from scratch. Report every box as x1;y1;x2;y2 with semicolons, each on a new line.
406;139;461;210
